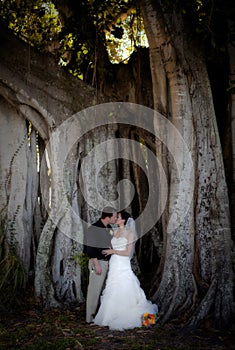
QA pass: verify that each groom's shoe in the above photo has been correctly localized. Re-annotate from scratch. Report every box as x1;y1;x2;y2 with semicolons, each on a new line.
86;317;94;324
86;313;94;324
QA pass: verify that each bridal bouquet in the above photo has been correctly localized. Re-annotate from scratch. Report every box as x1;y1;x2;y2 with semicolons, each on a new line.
142;313;158;327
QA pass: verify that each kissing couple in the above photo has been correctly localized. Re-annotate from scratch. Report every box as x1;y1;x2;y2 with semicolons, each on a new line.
84;206;158;331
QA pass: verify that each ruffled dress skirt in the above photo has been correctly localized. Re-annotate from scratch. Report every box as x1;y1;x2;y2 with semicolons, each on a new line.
94;254;158;330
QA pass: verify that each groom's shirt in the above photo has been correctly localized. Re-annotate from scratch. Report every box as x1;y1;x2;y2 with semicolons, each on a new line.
84;219;112;261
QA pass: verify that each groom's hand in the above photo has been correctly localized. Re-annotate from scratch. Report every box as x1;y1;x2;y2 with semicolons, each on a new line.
102;249;113;256
95;264;102;275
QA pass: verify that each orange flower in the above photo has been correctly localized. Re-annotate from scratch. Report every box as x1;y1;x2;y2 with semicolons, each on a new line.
142;313;158;327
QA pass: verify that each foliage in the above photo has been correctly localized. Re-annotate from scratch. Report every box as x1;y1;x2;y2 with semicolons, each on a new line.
0;0;61;50
73;251;89;270
0;211;28;310
0;0;233;82
53;0;146;78
105;9;148;63
0;0;145;79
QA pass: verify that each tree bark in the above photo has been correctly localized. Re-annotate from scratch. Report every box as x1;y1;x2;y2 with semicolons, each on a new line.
141;0;232;328
0;26;99;306
0;100;36;272
228;29;235;243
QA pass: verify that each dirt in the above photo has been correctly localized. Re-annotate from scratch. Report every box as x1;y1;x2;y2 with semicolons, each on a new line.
0;299;234;350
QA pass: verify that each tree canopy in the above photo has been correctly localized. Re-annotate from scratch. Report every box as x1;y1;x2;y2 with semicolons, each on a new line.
1;0;234;82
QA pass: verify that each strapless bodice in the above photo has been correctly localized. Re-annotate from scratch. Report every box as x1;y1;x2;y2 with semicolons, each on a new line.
111;236;128;251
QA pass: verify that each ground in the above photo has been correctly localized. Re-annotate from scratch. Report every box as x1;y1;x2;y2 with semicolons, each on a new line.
0;297;235;350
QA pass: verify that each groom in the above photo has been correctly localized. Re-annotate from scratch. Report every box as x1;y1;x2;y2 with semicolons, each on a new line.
84;206;117;323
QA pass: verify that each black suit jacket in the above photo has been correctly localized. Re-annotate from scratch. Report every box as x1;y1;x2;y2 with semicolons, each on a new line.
84;219;112;261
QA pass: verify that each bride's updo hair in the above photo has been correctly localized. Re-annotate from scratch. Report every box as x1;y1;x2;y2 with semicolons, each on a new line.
119;210;131;225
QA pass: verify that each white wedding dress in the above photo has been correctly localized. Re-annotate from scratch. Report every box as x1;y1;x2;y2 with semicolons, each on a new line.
93;236;158;330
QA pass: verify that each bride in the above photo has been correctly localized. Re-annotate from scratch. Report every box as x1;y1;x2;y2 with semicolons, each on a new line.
93;210;158;330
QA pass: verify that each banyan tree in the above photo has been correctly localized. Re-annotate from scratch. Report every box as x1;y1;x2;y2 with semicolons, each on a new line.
0;0;234;329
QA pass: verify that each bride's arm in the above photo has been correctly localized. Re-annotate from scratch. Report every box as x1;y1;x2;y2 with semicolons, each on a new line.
102;232;134;257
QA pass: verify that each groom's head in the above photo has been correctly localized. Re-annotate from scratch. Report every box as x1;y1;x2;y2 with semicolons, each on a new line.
101;206;117;225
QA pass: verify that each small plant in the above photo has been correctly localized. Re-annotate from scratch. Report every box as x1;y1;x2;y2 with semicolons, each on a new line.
0;210;28;310
73;251;89;270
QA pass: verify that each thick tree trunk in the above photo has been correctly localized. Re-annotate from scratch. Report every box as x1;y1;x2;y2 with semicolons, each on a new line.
228;36;235;242
0;100;37;272
141;0;232;328
35;128;84;306
0;26;99;307
227;20;235;299
78;125;118;224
